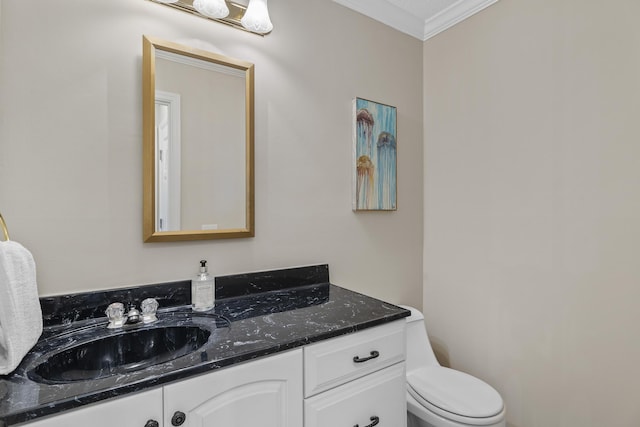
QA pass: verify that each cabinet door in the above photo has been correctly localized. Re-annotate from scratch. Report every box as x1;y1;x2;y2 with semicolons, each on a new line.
25;388;163;427
163;349;303;427
305;363;406;427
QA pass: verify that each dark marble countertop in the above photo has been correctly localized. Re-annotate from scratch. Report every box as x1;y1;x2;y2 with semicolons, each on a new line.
0;264;409;426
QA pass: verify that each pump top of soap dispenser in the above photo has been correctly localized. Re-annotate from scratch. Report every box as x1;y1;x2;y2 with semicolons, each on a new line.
197;260;212;282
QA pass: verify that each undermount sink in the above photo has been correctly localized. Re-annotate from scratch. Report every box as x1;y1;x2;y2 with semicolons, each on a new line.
29;325;211;383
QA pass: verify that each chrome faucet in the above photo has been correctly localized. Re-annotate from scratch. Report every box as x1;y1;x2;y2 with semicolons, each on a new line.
105;298;159;328
126;305;142;324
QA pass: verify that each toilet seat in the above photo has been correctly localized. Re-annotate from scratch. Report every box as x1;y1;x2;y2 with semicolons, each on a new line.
407;366;504;426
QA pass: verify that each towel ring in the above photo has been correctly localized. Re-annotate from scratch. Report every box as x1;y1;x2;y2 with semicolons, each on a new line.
0;213;10;241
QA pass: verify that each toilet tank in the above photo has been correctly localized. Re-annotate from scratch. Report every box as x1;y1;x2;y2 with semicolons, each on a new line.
399;305;440;373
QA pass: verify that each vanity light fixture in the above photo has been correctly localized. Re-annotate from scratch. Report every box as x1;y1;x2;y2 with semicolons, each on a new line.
240;0;273;34
193;0;229;19
148;0;273;35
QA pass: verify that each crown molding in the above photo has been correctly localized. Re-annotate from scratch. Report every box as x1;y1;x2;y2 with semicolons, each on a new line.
156;50;245;78
333;0;500;41
333;0;426;40
423;0;499;41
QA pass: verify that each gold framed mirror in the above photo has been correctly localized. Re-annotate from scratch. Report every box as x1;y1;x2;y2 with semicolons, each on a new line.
143;35;254;242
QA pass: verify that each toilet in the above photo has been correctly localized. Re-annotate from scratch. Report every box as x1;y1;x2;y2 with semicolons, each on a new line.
401;305;506;427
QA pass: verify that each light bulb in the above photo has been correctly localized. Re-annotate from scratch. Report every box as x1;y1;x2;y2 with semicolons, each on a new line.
241;0;273;34
193;0;230;19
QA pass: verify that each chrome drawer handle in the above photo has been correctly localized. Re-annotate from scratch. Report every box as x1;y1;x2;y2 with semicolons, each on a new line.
353;350;379;363
354;415;380;427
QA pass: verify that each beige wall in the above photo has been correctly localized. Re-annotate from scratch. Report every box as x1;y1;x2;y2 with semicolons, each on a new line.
423;0;640;426
0;0;423;306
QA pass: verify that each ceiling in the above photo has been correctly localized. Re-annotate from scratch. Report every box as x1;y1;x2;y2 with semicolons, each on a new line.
333;0;499;41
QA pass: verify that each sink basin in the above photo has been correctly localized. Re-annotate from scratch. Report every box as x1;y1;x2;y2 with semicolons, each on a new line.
29;325;211;383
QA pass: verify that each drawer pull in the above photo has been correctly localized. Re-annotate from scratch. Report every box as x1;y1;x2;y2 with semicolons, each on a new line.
353;350;379;363
171;411;186;426
354;415;380;427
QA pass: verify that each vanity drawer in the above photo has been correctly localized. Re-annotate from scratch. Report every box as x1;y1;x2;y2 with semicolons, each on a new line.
304;362;406;427
303;320;405;397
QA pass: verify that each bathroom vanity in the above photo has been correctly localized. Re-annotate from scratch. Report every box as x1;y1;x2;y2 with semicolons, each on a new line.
0;265;409;427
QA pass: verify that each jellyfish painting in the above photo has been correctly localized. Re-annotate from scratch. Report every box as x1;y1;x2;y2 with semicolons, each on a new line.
352;98;397;211
356;108;374;158
356;155;375;210
377;131;397;209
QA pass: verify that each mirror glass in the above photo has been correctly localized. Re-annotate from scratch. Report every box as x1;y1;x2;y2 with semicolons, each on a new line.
143;36;254;242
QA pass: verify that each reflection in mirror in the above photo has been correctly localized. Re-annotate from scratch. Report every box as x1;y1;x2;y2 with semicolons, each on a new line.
155;90;181;232
143;35;254;242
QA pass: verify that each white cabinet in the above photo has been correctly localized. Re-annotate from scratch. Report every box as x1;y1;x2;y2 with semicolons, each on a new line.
24;388;163;427
21;322;404;427
303;320;407;427
24;349;302;427
305;363;406;427
163;349;303;427
304;320;406;397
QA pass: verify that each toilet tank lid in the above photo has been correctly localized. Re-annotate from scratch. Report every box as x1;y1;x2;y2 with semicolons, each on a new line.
408;366;504;419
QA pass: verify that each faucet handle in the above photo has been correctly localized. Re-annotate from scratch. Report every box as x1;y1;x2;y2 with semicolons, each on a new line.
105;302;126;329
141;298;159;324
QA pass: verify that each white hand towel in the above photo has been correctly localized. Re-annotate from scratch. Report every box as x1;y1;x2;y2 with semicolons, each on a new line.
0;240;43;375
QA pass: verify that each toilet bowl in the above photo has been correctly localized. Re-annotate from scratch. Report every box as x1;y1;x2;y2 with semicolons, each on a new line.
400;305;506;427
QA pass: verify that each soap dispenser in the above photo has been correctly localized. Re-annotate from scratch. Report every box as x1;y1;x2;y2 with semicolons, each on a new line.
192;260;215;311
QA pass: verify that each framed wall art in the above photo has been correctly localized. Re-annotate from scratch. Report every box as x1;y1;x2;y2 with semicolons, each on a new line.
352;97;397;211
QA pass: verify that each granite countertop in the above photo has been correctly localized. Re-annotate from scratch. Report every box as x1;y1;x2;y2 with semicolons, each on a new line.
0;264;409;426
